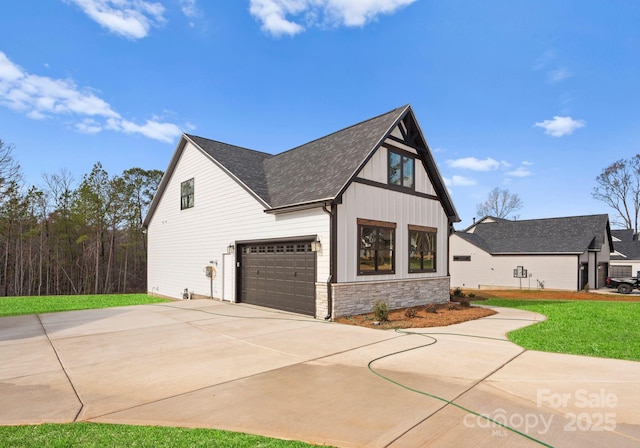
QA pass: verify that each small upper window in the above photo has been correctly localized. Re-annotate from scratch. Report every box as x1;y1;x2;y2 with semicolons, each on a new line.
388;150;415;189
181;178;194;210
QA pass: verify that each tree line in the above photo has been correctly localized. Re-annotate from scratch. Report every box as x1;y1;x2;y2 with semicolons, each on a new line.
0;140;162;297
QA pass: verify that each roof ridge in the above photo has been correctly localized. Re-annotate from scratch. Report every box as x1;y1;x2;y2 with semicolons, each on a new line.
185;133;273;157
484;214;609;224
269;105;409;159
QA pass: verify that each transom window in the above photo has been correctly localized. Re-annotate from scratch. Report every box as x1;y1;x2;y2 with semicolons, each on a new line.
409;225;437;273
181;178;194;210
388;150;415;189
358;219;396;275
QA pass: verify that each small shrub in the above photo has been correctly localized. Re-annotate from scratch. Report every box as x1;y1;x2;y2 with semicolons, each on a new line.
404;307;418;318
448;303;461;311
468;293;476;298
425;303;438;314
452;287;465;297
459;298;470;308
373;300;389;322
583;283;590;292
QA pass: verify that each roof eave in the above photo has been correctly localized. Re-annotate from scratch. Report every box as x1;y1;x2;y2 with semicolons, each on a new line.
264;198;335;215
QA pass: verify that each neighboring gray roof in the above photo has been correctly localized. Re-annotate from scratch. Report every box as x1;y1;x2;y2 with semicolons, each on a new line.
610;229;640;260
611;240;640;260
456;214;612;254
611;229;636;242
145;105;459;226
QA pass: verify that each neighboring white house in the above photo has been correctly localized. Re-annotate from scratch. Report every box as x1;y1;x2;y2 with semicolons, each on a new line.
450;215;613;291
610;229;640;277
144;105;460;318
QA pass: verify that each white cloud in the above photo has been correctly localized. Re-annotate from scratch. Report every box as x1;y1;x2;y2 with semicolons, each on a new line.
106;117;182;143
66;0;166;39
534;50;573;84
507;167;532;177
443;175;477;187
534;116;586;137
180;0;201;27
249;0;416;36
446;157;501;171
76;118;103;134
0;51;182;143
547;67;571;84
180;0;198;17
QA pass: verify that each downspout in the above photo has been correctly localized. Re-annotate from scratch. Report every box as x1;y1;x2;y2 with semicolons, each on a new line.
322;202;336;320
447;221;454;277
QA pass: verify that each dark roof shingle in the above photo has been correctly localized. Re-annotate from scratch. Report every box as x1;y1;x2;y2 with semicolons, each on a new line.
263;106;406;208
457;214;611;254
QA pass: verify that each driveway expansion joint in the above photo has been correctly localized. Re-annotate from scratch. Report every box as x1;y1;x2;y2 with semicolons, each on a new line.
36;313;84;422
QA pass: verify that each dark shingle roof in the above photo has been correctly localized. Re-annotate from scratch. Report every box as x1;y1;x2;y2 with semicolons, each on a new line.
611;229;635;242
144;105;459;226
611;241;640;260
456;214;612;254
263;106;406;208
185;136;273;205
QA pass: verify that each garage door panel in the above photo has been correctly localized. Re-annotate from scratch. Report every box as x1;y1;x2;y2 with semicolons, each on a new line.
240;242;316;316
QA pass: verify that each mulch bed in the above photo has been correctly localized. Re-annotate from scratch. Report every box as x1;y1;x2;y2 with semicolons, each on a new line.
335;302;496;329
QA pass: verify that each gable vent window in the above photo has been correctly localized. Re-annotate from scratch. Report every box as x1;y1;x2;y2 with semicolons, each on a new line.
180;178;194;210
388;150;415;189
358;219;396;275
453;255;471;262
409;225;437;273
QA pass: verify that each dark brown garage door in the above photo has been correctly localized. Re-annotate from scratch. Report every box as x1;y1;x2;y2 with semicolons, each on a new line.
239;241;316;316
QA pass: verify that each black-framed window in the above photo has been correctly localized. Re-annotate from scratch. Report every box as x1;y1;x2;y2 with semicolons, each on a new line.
181;178;194;210
409;226;437;273
388;150;415;189
358;219;395;275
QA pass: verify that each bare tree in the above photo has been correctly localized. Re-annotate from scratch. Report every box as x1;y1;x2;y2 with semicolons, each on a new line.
476;187;523;219
0;140;21;202
592;155;640;233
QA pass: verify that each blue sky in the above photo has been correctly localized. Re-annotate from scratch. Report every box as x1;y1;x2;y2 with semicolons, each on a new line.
1;1;639;229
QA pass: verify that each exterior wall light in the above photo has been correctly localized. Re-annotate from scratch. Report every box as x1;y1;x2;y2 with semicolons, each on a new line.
311;239;321;252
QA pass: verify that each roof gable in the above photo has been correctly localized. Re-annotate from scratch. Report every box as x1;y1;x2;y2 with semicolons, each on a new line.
264;106;408;209
456;214;613;255
144;105;459;226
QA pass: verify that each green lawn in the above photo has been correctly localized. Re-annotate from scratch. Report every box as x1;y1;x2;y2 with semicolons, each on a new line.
0;423;321;448
0;294;169;317
482;298;640;361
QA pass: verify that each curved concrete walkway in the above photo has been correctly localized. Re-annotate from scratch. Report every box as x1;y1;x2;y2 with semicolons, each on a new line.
1;300;639;447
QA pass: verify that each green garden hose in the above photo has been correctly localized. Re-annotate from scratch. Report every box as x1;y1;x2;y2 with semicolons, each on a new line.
161;303;553;447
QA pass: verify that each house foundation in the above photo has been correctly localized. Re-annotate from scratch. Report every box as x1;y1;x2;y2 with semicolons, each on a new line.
329;277;450;318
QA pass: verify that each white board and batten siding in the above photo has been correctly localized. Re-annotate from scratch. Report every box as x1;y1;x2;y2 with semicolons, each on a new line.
147;141;330;301
450;235;580;290
337;141;449;283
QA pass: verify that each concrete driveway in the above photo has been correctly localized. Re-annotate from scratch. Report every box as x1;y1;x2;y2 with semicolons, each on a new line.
1;300;639;447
